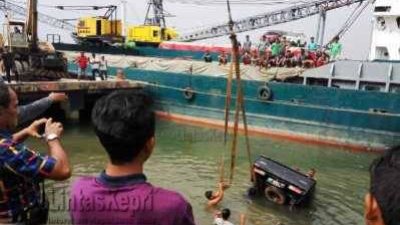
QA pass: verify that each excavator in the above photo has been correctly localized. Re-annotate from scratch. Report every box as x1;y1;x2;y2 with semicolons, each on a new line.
0;0;70;81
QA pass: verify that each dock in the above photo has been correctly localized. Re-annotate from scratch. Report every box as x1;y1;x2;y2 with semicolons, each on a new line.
8;79;145;94
8;79;147;121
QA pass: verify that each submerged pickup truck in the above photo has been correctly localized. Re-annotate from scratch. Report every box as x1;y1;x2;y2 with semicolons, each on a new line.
250;156;316;205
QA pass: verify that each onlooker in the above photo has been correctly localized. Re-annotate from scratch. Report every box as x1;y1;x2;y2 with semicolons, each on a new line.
316;52;329;67
75;52;88;80
329;36;342;61
243;35;252;53
203;50;213;63
250;50;259;66
241;51;251;65
302;50;316;68
0;83;71;224
218;51;228;65
69;90;195;225
257;35;269;57
18;92;68;125
307;37;318;52
89;53;100;80
365;147;400;225
1;46;16;83
115;68;126;81
271;39;283;57
214;208;234;225
99;55;108;80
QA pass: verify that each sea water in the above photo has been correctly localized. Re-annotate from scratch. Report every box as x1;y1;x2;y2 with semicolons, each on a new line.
28;120;377;225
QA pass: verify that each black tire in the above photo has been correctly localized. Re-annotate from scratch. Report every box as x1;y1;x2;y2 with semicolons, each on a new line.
183;87;195;101
265;186;286;205
258;85;272;101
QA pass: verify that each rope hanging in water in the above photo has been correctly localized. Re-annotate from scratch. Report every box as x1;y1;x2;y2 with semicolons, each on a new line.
219;155;225;183
223;62;234;144
225;0;253;184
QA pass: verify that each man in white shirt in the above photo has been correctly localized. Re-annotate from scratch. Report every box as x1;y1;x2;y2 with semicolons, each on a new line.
99;55;108;80
214;208;234;225
89;53;100;80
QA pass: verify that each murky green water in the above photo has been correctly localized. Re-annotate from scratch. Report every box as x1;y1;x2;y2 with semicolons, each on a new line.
28;120;378;225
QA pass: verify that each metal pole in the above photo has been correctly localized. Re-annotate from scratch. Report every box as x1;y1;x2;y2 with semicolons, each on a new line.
316;12;322;44
319;11;326;46
121;0;127;36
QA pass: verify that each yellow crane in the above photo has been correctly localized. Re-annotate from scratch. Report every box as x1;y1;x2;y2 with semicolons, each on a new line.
55;5;123;45
126;0;178;46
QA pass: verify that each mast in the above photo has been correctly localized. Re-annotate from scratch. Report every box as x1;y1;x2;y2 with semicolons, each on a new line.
144;0;166;28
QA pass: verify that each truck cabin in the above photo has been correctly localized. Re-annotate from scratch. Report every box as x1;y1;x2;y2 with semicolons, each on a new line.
3;20;28;48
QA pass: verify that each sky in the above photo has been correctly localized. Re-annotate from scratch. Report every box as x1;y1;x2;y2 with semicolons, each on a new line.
2;0;374;59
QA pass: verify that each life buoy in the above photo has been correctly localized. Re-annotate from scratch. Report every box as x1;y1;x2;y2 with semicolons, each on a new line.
258;86;272;101
265;186;286;205
183;87;195;100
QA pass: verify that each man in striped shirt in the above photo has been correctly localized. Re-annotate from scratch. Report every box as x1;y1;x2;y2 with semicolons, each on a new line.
0;83;71;224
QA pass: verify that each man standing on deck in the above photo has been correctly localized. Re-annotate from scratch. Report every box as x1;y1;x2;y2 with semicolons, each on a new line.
307;37;318;52
257;35;269;57
243;35;252;53
271;38;283;57
0;83;71;224
89;53;100;81
328;36;342;61
69;90;196;225
75;52;88;80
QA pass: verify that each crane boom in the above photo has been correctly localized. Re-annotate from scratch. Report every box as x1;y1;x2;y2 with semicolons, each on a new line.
180;0;367;42
0;0;75;32
55;5;117;19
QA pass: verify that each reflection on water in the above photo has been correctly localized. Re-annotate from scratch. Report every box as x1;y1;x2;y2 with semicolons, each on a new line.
28;120;377;225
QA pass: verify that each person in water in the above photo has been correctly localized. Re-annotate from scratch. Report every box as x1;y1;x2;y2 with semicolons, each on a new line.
205;182;230;206
364;146;400;225
306;168;316;179
213;208;234;225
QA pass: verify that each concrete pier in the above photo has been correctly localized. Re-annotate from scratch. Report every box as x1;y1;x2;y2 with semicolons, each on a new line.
8;79;147;122
8;79;145;94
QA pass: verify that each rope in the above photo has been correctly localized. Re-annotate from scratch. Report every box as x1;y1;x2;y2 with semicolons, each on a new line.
223;58;234;144
219;155;225;183
226;0;252;184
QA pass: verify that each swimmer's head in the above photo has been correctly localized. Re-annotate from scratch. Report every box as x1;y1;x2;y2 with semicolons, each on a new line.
205;190;213;200
221;208;231;220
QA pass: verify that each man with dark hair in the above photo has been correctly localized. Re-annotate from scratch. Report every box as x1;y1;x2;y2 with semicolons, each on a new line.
69;90;196;225
365;147;400;225
214;208;234;225
0;83;71;224
205;182;230;207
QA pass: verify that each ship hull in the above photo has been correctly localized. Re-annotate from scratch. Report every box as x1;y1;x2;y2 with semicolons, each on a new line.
68;63;400;151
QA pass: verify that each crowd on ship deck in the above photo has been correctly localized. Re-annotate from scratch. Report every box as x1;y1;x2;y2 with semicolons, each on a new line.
203;34;342;69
